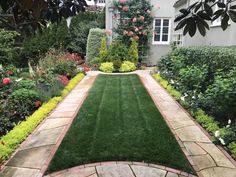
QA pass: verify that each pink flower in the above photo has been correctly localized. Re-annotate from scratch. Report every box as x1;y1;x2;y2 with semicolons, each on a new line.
139;26;143;30
133;36;139;41
140;16;145;22
2;78;11;85
129;31;134;36
105;29;112;36
123;30;128;35
122;6;129;11
119;0;127;3
139;32;142;35
133;17;137;23
134;26;139;32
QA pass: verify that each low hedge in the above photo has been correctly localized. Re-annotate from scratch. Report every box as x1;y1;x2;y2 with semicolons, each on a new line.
153;74;236;159
0;73;84;163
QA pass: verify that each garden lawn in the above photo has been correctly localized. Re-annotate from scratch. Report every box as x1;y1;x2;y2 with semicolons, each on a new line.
47;75;194;174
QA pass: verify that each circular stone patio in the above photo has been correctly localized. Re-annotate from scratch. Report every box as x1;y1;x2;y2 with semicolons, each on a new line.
45;161;196;177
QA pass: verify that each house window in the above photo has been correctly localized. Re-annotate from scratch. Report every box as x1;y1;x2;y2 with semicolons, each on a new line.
153;18;171;44
173;33;183;46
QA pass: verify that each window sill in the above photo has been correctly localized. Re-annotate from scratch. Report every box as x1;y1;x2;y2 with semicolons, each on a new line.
152;42;170;45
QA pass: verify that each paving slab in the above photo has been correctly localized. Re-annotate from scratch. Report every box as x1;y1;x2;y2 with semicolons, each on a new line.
183;142;207;156
0;167;40;177
49;111;75;118
198;142;235;168
190;154;216;171
131;165;167;177
38;118;70;131
200;167;236;177
21;127;65;150
6;145;53;169
96;164;135;177
166;172;178;177
175;126;211;143
47;167;96;177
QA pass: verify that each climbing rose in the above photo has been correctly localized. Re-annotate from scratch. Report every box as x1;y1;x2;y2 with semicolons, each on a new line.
129;31;134;36
122;6;129;11
2;78;11;85
123;30;128;35
140;16;145;22
134;26;139;32
133;17;137;22
133;36;139;41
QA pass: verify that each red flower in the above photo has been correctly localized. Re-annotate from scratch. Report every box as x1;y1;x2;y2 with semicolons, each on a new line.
119;0;127;3
61;75;69;86
129;31;134;36
2;78;11;85
34;101;42;108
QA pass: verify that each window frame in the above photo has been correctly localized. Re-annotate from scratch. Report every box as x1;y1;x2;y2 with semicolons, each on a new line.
152;18;171;45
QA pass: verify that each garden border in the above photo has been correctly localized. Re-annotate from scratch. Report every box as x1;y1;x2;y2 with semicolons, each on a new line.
0;73;85;171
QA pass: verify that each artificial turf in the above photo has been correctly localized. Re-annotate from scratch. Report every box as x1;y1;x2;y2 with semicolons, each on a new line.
46;75;194;174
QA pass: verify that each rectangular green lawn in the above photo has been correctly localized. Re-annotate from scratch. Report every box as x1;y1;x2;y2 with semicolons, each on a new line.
47;75;194;174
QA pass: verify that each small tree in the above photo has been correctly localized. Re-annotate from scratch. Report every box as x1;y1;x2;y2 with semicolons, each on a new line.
97;37;108;63
127;39;138;64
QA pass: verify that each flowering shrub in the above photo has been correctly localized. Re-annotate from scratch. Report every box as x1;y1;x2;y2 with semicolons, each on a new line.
113;0;153;61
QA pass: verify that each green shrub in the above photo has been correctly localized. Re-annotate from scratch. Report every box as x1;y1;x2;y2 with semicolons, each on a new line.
96;37;108;63
86;28;105;63
9;89;40;118
127;39;139;63
99;62;114;73
16;80;36;90
0;29;19;65
201;67;236;121
228;143;236;158
119;61;136;72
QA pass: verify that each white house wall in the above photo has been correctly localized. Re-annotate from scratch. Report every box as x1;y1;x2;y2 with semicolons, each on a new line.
148;0;176;65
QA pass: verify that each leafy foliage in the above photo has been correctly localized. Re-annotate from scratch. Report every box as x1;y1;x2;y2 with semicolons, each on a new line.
86;28;105;63
175;0;236;36
99;62;114;73
0;29;19;65
119;61;136;72
127;39;139;64
96;37;108;63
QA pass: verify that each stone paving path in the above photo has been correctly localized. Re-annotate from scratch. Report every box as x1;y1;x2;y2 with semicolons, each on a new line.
1;70;236;177
0;72;98;177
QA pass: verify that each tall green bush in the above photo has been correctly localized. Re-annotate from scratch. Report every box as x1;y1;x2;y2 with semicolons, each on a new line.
0;29;19;65
96;37;108;63
86;28;105;63
127;39;139;63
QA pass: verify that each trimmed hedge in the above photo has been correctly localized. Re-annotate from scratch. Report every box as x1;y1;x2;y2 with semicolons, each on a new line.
86;28;105;63
0;73;84;162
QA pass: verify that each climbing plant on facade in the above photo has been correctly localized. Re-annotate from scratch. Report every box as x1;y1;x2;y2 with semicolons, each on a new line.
113;0;153;62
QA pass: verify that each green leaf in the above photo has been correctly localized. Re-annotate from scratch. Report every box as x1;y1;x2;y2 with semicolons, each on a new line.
221;13;229;31
197;21;206;36
175;19;187;31
198;11;211;20
217;2;226;8
229;10;236;23
189;20;197;37
230;5;236;10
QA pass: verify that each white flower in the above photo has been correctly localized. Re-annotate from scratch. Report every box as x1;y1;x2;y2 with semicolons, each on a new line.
170;79;175;84
15;78;23;82
192;96;196;99
219;138;225;145
214;130;220;138
66;17;73;28
226;125;230;128
0;64;2;71
184;93;188;97
228;119;232;125
180;96;185;101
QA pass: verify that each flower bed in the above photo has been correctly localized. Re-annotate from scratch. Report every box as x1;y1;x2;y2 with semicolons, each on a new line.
0;73;84;164
154;49;236;159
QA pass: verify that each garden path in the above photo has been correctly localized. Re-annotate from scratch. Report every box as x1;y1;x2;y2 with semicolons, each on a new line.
0;70;235;177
